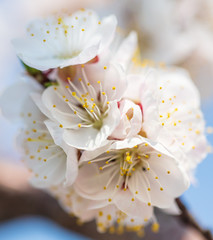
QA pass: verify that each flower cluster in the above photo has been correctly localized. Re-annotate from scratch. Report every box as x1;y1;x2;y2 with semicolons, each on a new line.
0;9;208;235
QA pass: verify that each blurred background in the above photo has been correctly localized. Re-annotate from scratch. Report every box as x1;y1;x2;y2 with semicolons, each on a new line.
0;0;212;239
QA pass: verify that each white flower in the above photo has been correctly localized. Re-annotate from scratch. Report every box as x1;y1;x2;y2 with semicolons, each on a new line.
0;78;78;188
127;67;208;177
74;136;189;224
50;185;155;235
33;63;126;150
12;9;117;70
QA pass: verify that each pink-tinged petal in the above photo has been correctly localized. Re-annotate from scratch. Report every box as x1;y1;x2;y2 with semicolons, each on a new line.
74;163;119;201
64;147;79;186
148;155;190;197
113;190;153;220
111;99;142;139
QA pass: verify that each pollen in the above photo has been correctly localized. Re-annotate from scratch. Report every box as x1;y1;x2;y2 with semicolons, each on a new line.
116;185;119;188
112;86;116;90
53;105;56;108
151;223;160;233
102;92;106;95
148;202;151;206
167;171;171;174
135;191;138;194
59;124;63;128
81;28;85;31
103;186;107;190
160;187;164;191
99;211;103;216
107;215;112;221
147;188;151;191
43;39;46;42
45;146;49;149
72;92;76;96
78;124;82;128
97;81;101;84
158;154;161;157
155;176;158;179
162;123;165;126
126;156;131;161
131;198;135;202
108;198;112;202
88;161;91;164
145;143;148;146
104;66;107;70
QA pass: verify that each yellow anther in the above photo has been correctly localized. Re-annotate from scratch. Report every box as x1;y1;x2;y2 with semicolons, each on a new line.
98;21;101;24
43;159;47;162
72;92;76;96
99;211;103;216
78;124;82;128
31;33;34;37
108;198;112;202
159;87;162;90
45;146;49;149
104;66;107;70
116;185;119;188
106;151;110;154
134;145;138;148
38;157;41;161
75;16;78;20
33;121;36;124
162;123;165;126
74;111;77;114
123;188;127;191
90;109;94;113
135;191;138;194
147;188;151;191
162;100;165;103
90;98;94;101
88;161;91;164
97;81;101;84
112;86;116;90
144;218;148;222
103;186;107;190
148;202;151;206
174;122;177;126
81;64;84;68
158;154;161;157
145;154;149;159
107;215;112;221
192;146;195;149
137;156;141;159
196;130;200;134
81;28;85;31
102;92;106;95
167;171;171;174
30;155;35;159
46;30;50;34
43;39;46;42
99;167;103;170
107;101;109;104
145;143;148;146
151;223;160;233
53;105;56;108
44;176;47;179
160;115;163;118
105;161;109;164
155;176;158;179
131;198;135;202
131;219;134;222
59;124;63;128
126;156;131;161
147;168;150;171
160;187;163;191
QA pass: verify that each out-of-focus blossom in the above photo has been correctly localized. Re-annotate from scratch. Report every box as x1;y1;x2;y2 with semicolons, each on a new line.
0;77;79;188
